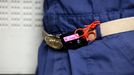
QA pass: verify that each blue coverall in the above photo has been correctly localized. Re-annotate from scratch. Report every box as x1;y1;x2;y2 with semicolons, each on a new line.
37;0;134;75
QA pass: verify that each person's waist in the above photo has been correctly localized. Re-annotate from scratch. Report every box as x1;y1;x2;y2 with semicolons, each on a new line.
43;17;134;51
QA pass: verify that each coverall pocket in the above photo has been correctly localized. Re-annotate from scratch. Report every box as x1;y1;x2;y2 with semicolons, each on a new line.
115;31;134;63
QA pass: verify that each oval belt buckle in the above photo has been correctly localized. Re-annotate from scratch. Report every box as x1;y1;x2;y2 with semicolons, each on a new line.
43;31;63;50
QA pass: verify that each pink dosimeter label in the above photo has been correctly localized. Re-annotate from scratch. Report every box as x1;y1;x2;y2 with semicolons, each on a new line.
63;34;80;42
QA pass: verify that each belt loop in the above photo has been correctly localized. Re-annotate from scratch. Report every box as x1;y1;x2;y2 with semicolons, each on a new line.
96;25;102;40
93;14;102;40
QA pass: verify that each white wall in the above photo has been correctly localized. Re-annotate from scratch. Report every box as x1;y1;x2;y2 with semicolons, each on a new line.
0;0;44;74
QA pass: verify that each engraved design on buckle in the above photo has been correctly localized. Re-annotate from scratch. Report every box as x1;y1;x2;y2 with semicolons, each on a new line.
43;31;63;49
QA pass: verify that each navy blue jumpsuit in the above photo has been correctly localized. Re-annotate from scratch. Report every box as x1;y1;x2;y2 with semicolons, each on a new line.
37;0;134;75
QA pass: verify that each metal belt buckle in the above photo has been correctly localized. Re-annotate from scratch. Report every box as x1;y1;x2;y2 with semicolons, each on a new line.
43;31;63;50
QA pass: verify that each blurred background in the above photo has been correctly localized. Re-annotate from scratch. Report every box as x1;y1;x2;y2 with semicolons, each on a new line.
0;0;44;74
